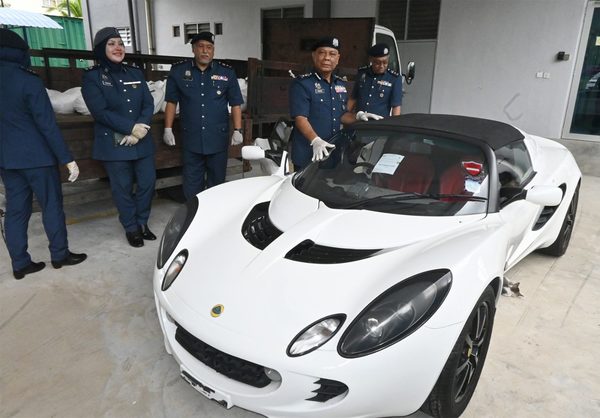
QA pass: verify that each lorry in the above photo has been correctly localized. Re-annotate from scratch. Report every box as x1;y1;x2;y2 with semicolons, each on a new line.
262;17;414;84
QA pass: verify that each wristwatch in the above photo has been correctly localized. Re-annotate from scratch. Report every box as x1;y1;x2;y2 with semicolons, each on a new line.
234;128;243;133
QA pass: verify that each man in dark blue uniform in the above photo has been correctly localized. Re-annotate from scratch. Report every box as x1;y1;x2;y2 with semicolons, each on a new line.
0;29;86;279
348;43;403;120
289;37;357;170
162;31;244;200
82;27;157;248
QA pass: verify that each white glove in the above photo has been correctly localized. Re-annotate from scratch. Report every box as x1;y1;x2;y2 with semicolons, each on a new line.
66;161;79;182
131;123;150;139
163;128;176;146
231;130;243;146
310;137;335;162
119;135;139;146
356;111;384;121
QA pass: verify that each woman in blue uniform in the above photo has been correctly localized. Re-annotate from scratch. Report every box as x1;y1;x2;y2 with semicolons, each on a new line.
82;27;156;248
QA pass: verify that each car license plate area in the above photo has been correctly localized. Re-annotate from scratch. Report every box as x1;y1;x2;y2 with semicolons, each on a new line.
181;369;232;409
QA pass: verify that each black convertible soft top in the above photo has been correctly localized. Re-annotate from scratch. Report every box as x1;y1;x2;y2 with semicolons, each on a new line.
362;114;525;150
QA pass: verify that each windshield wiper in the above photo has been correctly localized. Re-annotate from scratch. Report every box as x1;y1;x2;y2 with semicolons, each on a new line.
336;192;487;209
337;192;427;209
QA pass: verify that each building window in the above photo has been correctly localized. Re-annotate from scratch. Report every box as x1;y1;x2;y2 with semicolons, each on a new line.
214;22;223;35
116;27;132;46
184;22;211;43
378;0;440;40
261;6;304;19
173;25;180;37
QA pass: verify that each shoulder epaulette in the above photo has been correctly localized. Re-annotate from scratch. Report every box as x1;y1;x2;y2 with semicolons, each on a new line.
124;63;139;69
217;60;233;68
388;68;400;77
171;59;189;66
84;64;100;72
334;74;347;82
358;65;369;71
298;72;312;79
20;66;39;76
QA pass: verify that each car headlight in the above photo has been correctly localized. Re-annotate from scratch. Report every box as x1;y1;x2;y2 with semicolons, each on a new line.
287;314;346;357
339;269;452;358
157;197;198;269
162;250;188;291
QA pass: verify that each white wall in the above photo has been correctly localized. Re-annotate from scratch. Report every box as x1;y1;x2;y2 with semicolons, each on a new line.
431;0;587;138
152;0;312;60
330;0;377;18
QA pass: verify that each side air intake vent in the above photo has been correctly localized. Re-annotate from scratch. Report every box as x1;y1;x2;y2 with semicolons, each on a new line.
533;184;565;231
242;202;282;250
285;240;380;264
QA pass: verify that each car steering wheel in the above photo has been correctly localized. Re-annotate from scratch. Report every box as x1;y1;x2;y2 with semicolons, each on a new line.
353;162;375;175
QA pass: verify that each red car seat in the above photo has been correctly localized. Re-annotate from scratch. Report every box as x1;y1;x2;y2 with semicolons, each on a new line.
374;154;434;194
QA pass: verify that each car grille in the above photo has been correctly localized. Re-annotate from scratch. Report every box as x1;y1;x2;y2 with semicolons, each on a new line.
306;378;349;402
285;240;381;264
175;324;272;388
242;202;283;250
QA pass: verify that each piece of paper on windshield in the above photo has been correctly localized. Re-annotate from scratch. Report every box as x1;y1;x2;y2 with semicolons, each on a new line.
372;153;405;175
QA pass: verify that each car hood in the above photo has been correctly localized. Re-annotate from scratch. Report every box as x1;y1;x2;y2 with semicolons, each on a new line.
165;176;489;353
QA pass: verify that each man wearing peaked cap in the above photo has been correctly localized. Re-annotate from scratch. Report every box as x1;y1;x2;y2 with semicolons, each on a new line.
288;36;356;169
162;31;244;199
349;42;403;120
0;29;86;279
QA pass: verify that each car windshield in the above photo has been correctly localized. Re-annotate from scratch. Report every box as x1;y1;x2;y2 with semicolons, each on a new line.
292;128;490;216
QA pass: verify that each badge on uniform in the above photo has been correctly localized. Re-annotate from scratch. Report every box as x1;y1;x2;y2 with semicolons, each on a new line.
334;85;347;93
101;74;113;86
377;80;392;87
183;70;193;81
211;75;228;81
314;82;324;94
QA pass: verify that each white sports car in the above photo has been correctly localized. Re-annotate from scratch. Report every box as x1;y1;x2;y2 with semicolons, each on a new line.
153;114;581;418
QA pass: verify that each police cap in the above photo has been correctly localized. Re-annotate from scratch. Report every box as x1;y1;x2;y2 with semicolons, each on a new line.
368;43;390;58
0;28;29;50
312;37;340;51
93;27;121;48
190;31;215;45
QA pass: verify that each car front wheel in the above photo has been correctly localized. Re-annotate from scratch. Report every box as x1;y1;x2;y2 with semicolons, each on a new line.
421;286;496;418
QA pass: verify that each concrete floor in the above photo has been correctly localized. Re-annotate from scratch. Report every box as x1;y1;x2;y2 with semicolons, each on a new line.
1;175;599;418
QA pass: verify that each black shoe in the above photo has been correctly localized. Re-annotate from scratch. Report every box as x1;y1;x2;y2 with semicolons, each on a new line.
126;230;144;247
13;261;46;280
52;251;88;269
141;225;157;240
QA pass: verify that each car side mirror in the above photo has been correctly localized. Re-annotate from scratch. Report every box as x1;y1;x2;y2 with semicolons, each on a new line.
525;186;563;206
241;145;265;160
404;62;415;85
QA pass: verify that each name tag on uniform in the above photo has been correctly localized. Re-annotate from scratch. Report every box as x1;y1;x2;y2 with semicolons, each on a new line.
334;85;347;93
101;74;113;86
123;81;141;85
377;80;392;87
211;75;229;81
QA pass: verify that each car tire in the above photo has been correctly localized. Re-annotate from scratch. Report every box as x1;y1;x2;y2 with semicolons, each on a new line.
539;181;580;257
420;286;496;418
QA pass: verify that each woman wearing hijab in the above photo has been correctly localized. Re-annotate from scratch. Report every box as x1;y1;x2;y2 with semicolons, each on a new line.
82;27;156;248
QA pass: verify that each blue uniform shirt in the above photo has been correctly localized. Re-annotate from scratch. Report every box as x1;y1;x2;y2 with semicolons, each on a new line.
165;60;243;155
82;63;155;161
352;66;402;117
289;71;349;168
0;55;73;169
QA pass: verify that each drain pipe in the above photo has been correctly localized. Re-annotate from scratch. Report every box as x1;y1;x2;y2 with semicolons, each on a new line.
145;0;156;54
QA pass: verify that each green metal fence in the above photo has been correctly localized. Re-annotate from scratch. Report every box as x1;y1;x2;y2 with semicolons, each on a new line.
9;15;87;68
